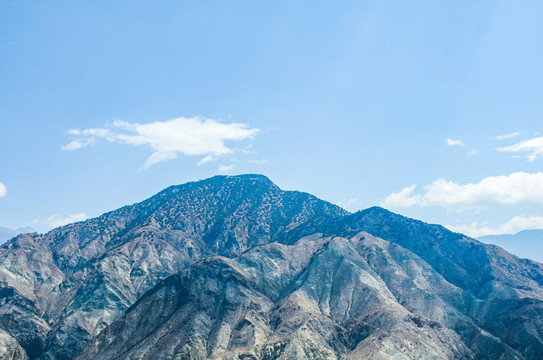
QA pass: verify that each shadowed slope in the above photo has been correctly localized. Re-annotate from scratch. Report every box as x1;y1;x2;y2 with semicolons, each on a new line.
0;175;347;360
341;207;543;359
76;233;521;360
1;177;543;359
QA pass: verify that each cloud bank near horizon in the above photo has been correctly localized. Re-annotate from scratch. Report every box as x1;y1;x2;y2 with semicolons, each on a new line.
381;172;543;210
446;216;543;238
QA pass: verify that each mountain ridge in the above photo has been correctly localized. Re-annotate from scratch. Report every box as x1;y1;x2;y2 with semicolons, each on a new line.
0;175;542;359
479;229;543;264
76;232;522;359
0;175;349;360
0;226;36;245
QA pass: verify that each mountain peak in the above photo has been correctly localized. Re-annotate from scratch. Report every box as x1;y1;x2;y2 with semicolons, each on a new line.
209;173;277;187
357;205;392;215
3;176;543;360
163;174;277;194
229;173;272;181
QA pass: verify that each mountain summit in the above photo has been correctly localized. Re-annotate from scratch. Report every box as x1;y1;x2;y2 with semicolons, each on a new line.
1;175;542;359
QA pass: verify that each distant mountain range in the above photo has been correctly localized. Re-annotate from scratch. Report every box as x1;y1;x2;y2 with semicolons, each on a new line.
0;226;36;245
479;229;543;264
1;175;542;359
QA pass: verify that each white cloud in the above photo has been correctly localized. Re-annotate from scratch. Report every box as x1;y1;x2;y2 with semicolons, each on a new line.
217;164;235;174
34;213;89;230
445;138;478;156
380;185;418;208
196;154;217;166
446;216;543;237
446;138;464;146
63;117;259;168
381;172;543;209
336;198;360;212
68;128;115;140
497;136;543;161
239;145;257;155
493;132;520;140
61;138;96;151
0;183;6;197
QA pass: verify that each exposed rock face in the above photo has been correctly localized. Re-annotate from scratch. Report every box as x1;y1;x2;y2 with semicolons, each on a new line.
0;175;347;359
0;175;543;359
76;233;521;360
0;328;29;360
341;208;543;359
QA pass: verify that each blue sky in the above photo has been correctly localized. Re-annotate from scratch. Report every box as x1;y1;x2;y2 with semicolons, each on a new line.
1;1;543;238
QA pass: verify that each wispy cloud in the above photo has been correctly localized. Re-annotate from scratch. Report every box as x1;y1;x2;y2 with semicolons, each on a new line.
446;138;477;156
217;164;235;174
61;138;96;151
446;216;543;238
33;213;89;230
445;138;464;146
63;117;260;168
196;154;217;166
493;132;520;140
381;172;543;209
497;136;543;161
0;182;6;197
336;198;360;212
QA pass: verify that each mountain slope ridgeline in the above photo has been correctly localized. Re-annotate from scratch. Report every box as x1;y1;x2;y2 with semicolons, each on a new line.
0;175;542;359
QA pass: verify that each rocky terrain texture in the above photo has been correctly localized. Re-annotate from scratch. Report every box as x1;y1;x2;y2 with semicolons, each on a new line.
0;175;346;360
0;175;542;359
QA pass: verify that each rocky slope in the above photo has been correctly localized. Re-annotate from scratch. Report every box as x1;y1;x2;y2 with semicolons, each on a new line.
0;175;347;360
341;208;543;359
1;175;543;359
0;327;29;360
76;232;522;360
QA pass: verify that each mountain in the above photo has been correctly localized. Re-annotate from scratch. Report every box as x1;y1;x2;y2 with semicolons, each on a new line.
0;226;36;245
76;233;518;360
0;175;347;360
0;227;16;244
479;229;543;264
1;175;543;359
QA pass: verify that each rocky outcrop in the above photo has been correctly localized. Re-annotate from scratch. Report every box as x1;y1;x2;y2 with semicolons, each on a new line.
341;207;543;359
0;328;29;360
0;175;542;359
0;175;347;359
76;233;522;359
